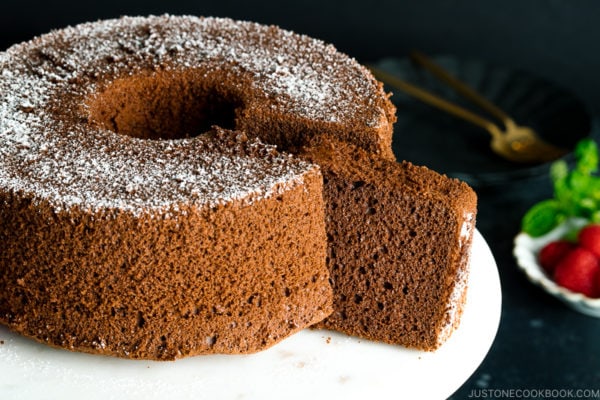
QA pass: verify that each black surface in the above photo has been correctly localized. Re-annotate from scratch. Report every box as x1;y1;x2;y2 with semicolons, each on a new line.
2;1;600;398
449;173;600;399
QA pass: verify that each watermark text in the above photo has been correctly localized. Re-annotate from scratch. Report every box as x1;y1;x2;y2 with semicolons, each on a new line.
468;388;600;399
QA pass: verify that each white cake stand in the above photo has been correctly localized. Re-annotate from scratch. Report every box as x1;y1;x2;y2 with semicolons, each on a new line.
0;229;501;400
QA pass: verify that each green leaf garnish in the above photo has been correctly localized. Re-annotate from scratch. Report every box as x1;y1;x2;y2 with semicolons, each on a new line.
575;138;599;174
522;199;565;237
521;138;600;237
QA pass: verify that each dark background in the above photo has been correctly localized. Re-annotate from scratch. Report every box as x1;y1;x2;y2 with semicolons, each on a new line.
3;1;600;398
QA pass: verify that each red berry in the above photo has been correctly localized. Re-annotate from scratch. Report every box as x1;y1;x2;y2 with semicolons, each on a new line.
578;224;600;258
554;247;600;297
539;240;576;275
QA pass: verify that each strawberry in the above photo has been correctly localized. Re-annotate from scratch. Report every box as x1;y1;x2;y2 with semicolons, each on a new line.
538;240;576;275
554;247;600;297
578;224;600;258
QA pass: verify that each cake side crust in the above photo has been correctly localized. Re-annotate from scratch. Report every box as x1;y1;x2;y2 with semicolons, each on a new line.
0;165;331;360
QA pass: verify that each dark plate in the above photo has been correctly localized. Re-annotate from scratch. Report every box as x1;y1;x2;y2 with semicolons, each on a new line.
375;56;593;187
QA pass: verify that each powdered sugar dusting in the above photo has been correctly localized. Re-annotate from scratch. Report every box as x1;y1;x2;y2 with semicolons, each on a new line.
460;212;475;248
0;15;388;215
437;263;468;346
1;126;314;214
437;212;476;345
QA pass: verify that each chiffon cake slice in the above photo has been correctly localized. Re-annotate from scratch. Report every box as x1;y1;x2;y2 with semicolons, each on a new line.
301;136;477;350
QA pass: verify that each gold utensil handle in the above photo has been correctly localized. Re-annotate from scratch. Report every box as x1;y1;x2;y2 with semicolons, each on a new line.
369;66;502;139
410;52;513;126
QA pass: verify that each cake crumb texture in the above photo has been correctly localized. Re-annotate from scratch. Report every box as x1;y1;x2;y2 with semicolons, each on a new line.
303;136;477;350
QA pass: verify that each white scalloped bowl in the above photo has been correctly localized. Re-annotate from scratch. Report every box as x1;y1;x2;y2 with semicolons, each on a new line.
514;218;600;317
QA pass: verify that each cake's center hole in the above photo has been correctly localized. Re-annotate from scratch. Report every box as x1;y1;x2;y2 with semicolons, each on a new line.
86;70;241;140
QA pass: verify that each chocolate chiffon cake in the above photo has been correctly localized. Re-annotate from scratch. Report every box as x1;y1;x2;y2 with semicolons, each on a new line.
302;137;476;350
0;15;476;359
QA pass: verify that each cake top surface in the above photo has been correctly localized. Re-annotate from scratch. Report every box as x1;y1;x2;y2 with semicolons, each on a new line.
0;122;315;215
0;15;390;214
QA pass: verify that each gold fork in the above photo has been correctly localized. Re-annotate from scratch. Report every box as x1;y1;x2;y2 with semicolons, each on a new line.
369;52;568;164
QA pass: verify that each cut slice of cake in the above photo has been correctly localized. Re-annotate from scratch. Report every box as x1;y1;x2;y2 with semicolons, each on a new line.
302;136;477;350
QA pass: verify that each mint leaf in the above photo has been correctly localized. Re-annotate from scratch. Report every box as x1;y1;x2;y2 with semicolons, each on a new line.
552;160;571;208
521;138;600;237
522;199;564;237
592;210;600;223
574;138;598;174
550;159;568;184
